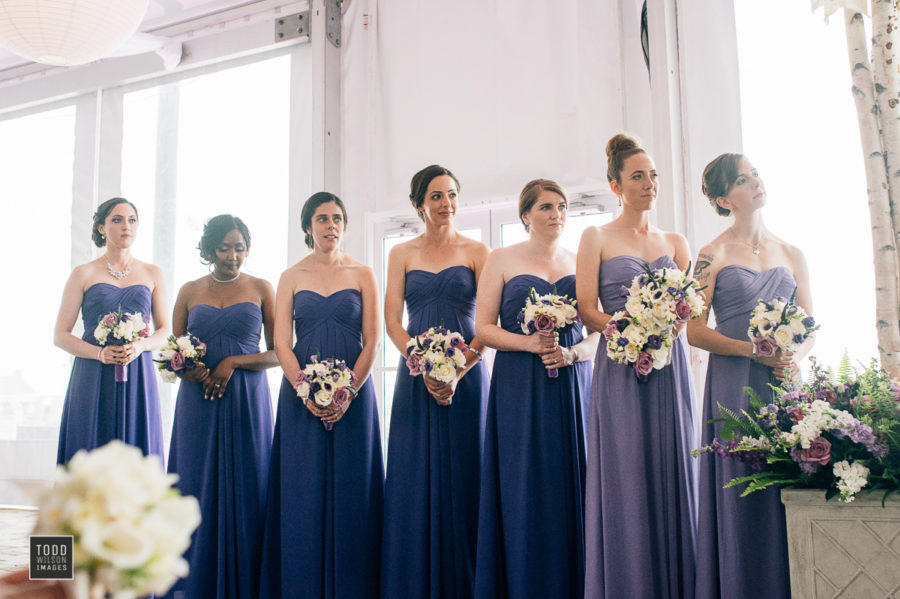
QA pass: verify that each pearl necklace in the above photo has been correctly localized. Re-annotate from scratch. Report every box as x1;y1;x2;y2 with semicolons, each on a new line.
211;270;241;284
106;258;131;280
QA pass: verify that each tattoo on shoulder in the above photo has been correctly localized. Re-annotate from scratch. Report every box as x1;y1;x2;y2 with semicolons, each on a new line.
694;253;713;279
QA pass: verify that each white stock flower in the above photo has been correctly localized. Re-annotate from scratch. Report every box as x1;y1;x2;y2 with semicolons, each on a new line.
833;460;870;502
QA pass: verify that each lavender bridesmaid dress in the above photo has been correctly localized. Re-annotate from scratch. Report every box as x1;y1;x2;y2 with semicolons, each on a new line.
164;302;274;599
583;255;699;598
57;283;163;464
259;289;384;599
381;266;488;599
695;265;796;599
473;274;591;599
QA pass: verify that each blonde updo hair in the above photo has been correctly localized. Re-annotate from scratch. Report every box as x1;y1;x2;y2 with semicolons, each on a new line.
518;179;567;231
606;133;646;183
701;153;745;217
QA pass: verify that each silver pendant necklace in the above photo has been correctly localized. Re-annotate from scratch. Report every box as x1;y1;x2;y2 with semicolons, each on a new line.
106;258;131;280
211;270;241;283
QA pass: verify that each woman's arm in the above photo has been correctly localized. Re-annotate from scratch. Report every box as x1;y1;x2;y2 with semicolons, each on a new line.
474;250;553;354
384;244;412;354
274;269;301;384
540;330;602;371
171;282;211;386
132;265;171;356
575;227;611;333
350;266;382;386
53;266;107;361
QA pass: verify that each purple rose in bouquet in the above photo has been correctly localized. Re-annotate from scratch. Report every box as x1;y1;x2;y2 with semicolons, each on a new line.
674;300;692;323
406;353;423;376
754;337;777;358
634;352;654;381
799;437;832;466
533;313;556;335
170;352;185;372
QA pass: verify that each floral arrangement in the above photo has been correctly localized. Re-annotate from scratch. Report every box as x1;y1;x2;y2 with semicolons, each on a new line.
604;263;705;382
154;334;207;383
33;440;200;598
94;307;151;382
295;355;357;431
405;326;469;385
693;358;900;502
517;287;579;378
748;288;819;358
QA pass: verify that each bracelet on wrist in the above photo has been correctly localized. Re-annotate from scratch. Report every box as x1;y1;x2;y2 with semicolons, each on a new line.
567;346;577;365
97;347;103;362
348;386;359;399
467;347;484;361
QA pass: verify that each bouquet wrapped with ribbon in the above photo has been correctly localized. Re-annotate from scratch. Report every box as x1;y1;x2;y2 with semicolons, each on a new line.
517;287;579;378
94;307;151;382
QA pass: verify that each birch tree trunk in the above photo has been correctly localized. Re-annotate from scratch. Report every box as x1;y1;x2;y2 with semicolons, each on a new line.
844;8;900;378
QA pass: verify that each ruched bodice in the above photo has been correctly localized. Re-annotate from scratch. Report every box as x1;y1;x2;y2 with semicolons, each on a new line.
499;274;585;347
711;265;796;339
292;289;363;364
187;302;263;370
599;254;676;314
405;265;477;340
80;283;152;342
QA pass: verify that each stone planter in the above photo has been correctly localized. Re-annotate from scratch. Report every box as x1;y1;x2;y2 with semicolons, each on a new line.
782;488;900;598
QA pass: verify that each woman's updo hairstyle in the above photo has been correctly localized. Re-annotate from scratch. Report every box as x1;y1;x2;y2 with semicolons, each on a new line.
198;214;251;264
518;178;567;231
92;197;139;247
409;164;460;221
701;153;745;217
301;191;347;249
606;133;646;183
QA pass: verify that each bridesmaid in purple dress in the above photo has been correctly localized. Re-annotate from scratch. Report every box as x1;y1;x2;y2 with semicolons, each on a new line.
54;198;169;464
474;179;599;599
164;215;278;599
381;165;490;599
259;192;383;599
688;154;813;599
577;134;699;598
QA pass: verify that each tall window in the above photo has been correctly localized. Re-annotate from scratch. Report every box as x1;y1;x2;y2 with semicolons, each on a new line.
735;0;877;369
0;104;76;499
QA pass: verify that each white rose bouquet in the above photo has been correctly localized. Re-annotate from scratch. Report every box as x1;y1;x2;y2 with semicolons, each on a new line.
405;326;469;390
747;288;819;359
94;307;151;383
154;334;207;383
34;440;200;598
516;287;579;378
295;355;358;431
604;263;705;382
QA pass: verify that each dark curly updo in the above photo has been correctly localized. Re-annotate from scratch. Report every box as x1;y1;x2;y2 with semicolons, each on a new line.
301;192;347;249
198;214;251;264
701;153;745;216
409;165;460;221
606;133;646;184
92;198;139;247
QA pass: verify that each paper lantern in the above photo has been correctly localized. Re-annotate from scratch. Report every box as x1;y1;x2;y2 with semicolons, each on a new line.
0;0;150;66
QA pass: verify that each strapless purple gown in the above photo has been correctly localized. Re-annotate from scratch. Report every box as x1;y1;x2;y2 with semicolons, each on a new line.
164;302;274;599
473;274;591;599
381;266;488;599
57;283;163;464
259;289;384;599
695;265;796;599
583;255;699;598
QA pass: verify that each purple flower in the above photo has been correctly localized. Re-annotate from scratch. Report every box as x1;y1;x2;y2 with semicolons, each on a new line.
170;352;185;371
616;318;630;333
802;316;816;328
517;311;526;323
450;337;461;347
793;334;805;344
295;370;307;384
754;337;777;358
634;352;654;378
619;285;630;298
617;337;629;347
533;313;556;334
446;347;456;357
646;335;662;350
603;320;619;339
332;386;351;410
424;360;433;373
103;313;118;326
406;353;423;376
674;300;692;323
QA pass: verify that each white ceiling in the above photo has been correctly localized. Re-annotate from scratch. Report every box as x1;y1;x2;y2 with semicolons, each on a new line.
0;0;266;71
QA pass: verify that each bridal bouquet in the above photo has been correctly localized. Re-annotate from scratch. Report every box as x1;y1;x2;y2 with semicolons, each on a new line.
406;326;469;385
517;287;579;378
693;359;900;503
604;263;705;382
748;288;819;358
94;308;151;382
154;334;207;383
295;355;358;431
34;440;200;598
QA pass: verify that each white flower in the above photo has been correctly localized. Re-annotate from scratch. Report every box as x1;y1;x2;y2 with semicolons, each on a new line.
80;519;154;570
832;460;870;502
314;389;332;407
296;381;310;399
788;317;808;336
773;326;794;350
430;361;456;382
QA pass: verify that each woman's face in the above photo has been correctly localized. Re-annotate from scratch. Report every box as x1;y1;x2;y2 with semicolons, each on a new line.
523;190;567;237
99;203;138;249
213;228;248;278
720;158;766;215
419;175;458;226
613;152;658;210
308;201;345;251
